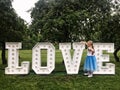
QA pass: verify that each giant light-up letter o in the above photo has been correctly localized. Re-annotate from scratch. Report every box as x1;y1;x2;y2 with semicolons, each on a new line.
32;42;55;74
5;42;30;74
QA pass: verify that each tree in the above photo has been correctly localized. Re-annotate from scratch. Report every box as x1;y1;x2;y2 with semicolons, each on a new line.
112;0;120;62
0;0;27;64
30;0;112;43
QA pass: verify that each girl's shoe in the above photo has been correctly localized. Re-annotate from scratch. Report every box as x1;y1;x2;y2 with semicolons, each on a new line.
88;74;93;77
84;73;88;75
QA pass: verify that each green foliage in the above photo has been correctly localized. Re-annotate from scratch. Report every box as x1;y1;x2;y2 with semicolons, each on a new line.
30;0;113;43
99;14;120;45
0;0;27;42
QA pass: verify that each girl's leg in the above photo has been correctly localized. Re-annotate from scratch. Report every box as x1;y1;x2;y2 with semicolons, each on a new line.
84;70;88;75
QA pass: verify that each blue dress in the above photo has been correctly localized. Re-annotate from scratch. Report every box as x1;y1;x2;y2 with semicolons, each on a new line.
83;48;97;72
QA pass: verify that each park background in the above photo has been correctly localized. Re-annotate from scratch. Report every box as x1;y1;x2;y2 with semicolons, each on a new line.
0;0;120;90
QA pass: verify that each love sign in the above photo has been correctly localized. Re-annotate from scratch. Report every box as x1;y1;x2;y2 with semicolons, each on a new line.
5;42;115;75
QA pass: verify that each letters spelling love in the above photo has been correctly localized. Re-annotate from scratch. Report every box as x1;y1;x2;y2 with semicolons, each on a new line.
5;42;115;75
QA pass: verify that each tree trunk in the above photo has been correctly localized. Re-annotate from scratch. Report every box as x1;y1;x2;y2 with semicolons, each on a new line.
114;46;120;62
1;42;7;64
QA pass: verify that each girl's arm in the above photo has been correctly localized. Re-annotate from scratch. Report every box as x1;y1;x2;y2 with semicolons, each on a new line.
88;47;95;55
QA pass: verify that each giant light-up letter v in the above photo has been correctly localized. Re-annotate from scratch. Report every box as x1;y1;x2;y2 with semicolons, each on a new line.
59;42;85;74
5;42;30;74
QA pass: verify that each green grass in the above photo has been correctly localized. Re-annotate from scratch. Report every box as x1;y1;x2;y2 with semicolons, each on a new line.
0;50;120;90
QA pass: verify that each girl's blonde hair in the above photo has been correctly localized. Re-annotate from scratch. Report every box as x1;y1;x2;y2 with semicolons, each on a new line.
89;40;94;48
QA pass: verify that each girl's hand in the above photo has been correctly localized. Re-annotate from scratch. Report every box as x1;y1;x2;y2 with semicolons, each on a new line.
80;41;86;44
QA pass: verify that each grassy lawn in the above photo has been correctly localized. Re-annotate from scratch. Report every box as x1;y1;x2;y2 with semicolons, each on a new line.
0;50;120;90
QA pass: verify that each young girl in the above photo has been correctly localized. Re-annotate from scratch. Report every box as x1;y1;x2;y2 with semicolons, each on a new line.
83;40;97;77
